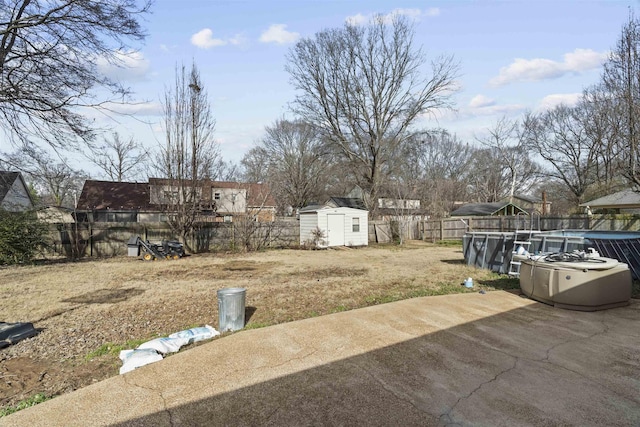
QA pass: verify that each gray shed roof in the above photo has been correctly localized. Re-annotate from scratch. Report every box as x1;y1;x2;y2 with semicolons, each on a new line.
326;197;366;210
450;202;527;216
580;189;640;208
299;204;326;213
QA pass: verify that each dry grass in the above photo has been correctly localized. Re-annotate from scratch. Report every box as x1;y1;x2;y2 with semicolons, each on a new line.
0;241;515;412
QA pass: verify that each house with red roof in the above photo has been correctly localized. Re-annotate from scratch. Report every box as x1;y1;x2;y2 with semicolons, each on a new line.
76;179;276;223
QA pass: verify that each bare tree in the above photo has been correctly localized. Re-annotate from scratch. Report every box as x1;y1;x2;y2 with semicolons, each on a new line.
245;118;331;212
2;146;86;207
286;15;459;216
522;105;599;207
213;159;240;182
574;86;627;197
474;117;538;203
86;132;149;182
601;10;640;186
155;62;219;248
0;0;151;149
241;146;270;183
400;129;474;216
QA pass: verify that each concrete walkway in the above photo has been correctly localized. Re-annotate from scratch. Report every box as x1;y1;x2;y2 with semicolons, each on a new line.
2;291;640;426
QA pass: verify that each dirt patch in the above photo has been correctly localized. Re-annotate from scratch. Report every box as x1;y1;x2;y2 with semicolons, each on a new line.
288;267;369;279
0;242;513;412
62;288;145;304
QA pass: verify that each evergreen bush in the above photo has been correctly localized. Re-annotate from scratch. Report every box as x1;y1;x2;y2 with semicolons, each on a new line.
0;209;48;265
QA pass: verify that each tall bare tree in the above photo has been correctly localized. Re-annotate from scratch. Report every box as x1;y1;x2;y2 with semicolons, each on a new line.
400;130;474;216
241;146;270;184
286;15;459;215
86;132;149;182
245;118;331;212
474;117;538;203
574;85;627;196
601;10;640;186
155;62;219;247
0;0;151;149
522;105;599;207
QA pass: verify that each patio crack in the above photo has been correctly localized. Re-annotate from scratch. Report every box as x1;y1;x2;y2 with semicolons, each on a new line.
439;356;519;426
537;315;636;401
439;316;616;425
123;374;176;426
357;364;440;422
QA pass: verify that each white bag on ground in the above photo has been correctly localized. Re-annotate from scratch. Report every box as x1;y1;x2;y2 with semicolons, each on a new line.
168;325;219;344
119;348;164;374
137;336;189;354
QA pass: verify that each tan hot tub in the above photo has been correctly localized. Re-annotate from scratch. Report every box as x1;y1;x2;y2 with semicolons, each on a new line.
519;254;632;311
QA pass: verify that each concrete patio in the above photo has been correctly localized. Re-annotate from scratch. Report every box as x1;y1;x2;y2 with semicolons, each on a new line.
2;290;639;426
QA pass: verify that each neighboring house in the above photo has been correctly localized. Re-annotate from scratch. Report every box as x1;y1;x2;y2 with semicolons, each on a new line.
580;189;640;214
450;202;528;217
299;205;368;248
344;186;423;218
37;206;75;223
0;171;34;212
501;194;551;214
76;179;276;223
76;180;152;222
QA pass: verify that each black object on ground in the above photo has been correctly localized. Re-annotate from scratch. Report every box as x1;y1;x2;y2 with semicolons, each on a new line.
127;236;185;261
0;322;38;349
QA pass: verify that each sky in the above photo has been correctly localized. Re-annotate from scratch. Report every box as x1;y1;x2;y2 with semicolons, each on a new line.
91;0;635;170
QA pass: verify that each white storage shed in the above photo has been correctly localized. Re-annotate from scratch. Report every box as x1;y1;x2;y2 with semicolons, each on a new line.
299;205;369;248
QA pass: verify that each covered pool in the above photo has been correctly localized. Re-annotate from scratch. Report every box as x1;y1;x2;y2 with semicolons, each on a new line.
463;230;640;279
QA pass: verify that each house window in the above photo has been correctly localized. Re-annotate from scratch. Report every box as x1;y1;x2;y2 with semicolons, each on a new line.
352;217;360;232
214;192;221;200
223;215;233;223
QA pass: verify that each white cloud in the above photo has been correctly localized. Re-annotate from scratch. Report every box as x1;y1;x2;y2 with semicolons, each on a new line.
536;93;582;111
259;24;299;44
346;7;440;26
468;94;496;109
102;101;163;116
390;8;422;20
468;103;526;117
228;34;247;46
490;48;608;87
563;48;607;71
190;29;245;49
346;13;368;26
191;28;227;48
97;50;150;82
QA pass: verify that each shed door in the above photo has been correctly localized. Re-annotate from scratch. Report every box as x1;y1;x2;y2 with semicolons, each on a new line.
327;214;345;246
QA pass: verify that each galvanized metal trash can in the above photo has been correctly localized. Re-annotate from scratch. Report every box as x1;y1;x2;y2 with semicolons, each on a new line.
217;288;246;332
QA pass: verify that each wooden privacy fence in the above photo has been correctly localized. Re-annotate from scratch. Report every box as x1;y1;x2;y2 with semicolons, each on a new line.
47;221;302;258
46;218;423;257
421;214;640;241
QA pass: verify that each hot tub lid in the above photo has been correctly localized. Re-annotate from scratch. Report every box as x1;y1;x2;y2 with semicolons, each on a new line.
521;254;624;271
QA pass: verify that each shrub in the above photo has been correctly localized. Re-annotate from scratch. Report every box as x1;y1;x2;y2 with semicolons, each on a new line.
302;227;326;249
0;209;48;265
